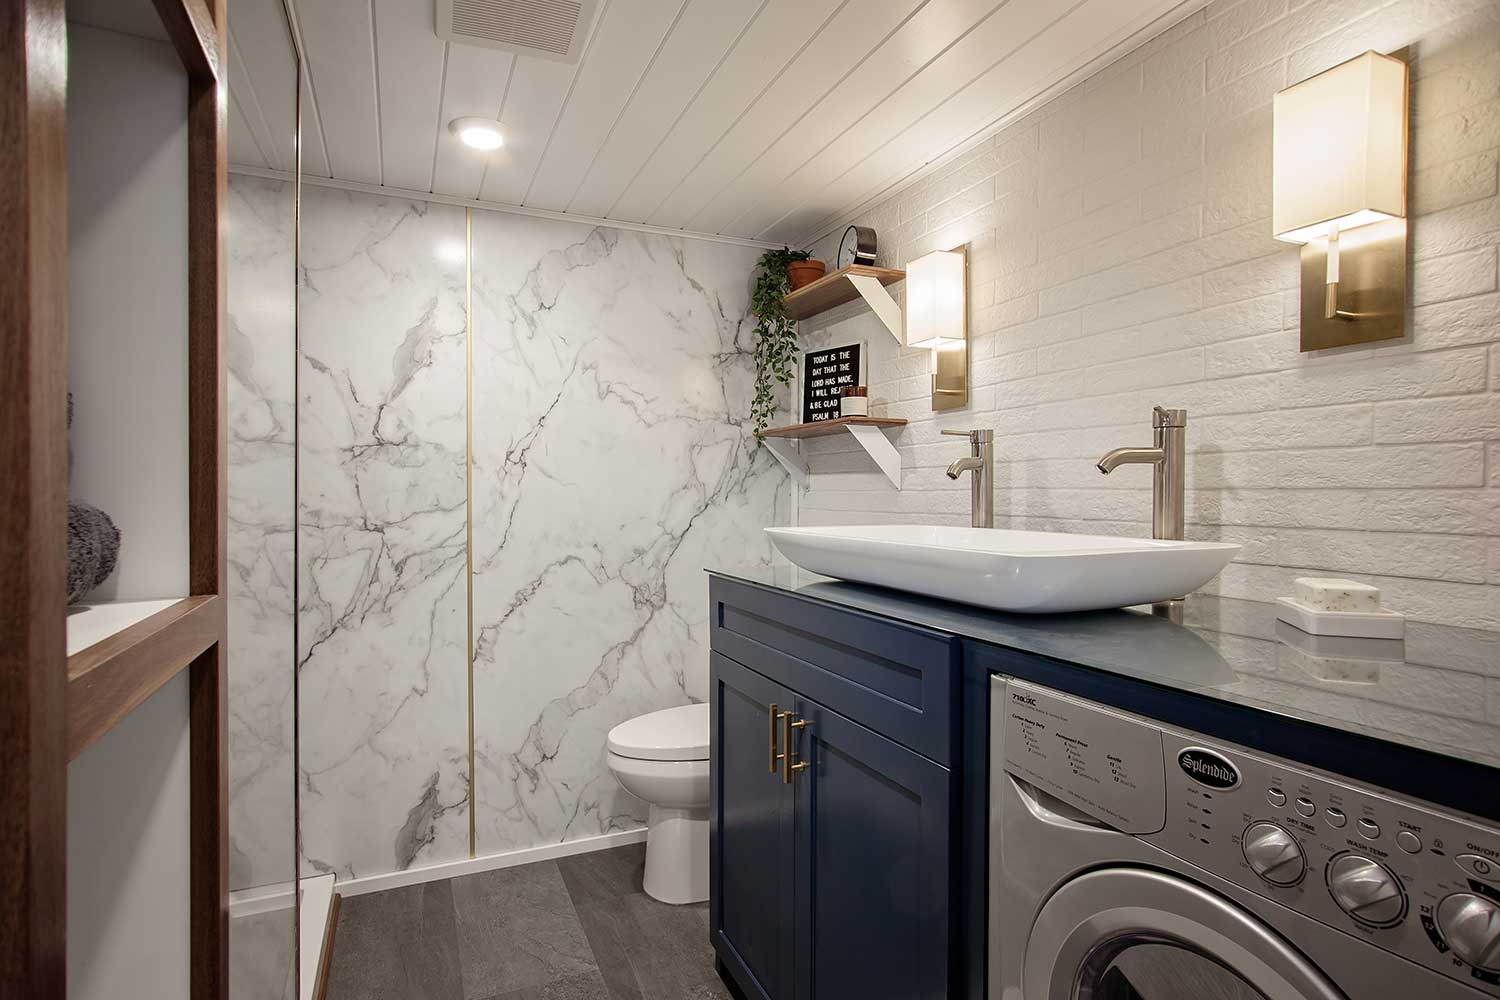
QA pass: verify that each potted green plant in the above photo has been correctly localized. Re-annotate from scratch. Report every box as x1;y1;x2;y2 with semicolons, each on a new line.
750;246;811;441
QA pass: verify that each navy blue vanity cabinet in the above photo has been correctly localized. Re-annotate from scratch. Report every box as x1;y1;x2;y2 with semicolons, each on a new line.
792;695;952;1000
711;653;797;1000
709;576;961;1000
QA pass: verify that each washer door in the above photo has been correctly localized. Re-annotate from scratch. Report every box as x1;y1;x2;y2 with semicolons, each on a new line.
1025;868;1348;1000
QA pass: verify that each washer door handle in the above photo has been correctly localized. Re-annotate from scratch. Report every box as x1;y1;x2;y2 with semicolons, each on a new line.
1008;774;1109;831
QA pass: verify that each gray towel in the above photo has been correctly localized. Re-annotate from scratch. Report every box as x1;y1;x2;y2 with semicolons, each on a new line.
65;394;122;603
67;501;120;604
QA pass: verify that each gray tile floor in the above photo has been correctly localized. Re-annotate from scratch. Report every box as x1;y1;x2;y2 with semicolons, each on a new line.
327;844;734;1000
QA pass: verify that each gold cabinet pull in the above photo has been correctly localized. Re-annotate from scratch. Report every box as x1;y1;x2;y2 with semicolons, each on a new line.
768;703;780;773
781;711;810;784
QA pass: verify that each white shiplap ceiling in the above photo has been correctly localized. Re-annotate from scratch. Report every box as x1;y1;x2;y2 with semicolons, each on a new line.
229;0;1198;246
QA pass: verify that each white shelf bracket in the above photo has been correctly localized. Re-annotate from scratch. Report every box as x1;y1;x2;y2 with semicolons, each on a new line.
845;274;904;343
762;437;810;489
845;423;902;490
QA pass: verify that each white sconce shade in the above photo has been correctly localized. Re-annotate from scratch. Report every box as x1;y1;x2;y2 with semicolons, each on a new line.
1272;51;1408;245
905;249;966;349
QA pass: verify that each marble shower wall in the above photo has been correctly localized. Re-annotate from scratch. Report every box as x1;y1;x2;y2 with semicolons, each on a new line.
296;187;472;880
469;215;783;854
226;173;297;892
259;183;782;881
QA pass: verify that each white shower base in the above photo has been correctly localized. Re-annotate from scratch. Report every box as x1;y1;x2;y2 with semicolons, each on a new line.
299;873;336;1000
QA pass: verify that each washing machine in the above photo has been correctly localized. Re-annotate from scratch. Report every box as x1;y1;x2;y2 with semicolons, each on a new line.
989;675;1500;999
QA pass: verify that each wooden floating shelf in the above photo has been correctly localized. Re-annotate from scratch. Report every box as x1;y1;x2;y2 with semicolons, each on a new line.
67;594;223;760
782;265;906;341
759;417;907;489
759;416;907;438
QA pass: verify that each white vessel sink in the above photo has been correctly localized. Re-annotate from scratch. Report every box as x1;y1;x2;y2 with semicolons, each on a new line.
764;525;1241;614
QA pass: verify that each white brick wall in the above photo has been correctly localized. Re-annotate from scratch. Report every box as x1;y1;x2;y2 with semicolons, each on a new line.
794;0;1500;629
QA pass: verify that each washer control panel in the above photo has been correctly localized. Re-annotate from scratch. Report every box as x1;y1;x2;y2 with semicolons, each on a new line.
998;682;1166;834
1000;681;1500;996
1147;728;1500;994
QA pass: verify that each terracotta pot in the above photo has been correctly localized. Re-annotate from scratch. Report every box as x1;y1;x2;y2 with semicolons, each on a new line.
786;259;827;290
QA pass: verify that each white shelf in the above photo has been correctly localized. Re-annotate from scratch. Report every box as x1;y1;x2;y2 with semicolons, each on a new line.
67;598;184;657
760;417;906;490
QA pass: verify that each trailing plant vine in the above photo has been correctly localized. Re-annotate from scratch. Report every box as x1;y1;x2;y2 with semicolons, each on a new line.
750;246;811;442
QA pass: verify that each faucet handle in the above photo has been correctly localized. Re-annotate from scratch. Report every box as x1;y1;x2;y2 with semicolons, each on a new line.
942;428;993;442
1152;406;1187;428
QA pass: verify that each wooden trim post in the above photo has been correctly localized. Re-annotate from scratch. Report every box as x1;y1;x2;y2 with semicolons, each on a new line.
0;1;70;997
177;0;229;994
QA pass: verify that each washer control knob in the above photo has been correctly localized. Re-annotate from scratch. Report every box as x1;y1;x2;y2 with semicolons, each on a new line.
1327;855;1405;926
1437;893;1500;972
1242;822;1305;886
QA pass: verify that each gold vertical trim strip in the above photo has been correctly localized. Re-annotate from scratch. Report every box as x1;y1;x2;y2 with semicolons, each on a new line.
465;208;476;858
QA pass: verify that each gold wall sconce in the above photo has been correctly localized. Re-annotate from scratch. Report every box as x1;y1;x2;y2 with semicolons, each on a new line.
1272;50;1409;351
905;246;968;411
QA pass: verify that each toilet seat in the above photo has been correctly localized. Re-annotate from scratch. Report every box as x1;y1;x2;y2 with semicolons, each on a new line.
607;703;708;762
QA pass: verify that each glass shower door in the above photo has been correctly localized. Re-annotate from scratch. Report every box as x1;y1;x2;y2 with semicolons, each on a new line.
225;0;302;995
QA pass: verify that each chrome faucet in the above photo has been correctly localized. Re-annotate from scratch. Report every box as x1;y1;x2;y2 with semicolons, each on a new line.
1096;406;1187;540
1097;407;1188;621
943;428;994;528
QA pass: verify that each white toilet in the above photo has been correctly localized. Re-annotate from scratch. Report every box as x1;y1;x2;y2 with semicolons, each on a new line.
605;702;710;905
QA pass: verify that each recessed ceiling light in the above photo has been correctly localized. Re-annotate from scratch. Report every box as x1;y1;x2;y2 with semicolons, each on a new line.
449;117;504;151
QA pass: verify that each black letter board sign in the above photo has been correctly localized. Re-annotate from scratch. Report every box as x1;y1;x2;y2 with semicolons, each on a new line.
802;343;862;423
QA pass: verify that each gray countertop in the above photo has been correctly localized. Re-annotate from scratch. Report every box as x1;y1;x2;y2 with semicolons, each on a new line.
709;566;1500;772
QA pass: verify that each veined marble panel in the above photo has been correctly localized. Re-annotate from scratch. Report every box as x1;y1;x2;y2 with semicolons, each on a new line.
231;178;782;881
469;215;784;853
297;187;470;879
226;173;297;892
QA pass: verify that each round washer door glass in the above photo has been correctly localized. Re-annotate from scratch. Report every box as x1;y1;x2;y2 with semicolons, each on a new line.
1085;941;1265;1000
1026;868;1347;1000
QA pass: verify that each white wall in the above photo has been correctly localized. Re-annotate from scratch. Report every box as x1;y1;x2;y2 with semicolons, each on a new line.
67;20;189;603
799;0;1500;629
67;674;192;1000
65;19;193;1000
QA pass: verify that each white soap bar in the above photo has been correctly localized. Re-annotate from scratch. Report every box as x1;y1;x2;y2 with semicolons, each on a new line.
1293;577;1381;612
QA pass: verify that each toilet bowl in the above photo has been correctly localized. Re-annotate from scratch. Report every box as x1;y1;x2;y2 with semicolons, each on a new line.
606;703;710;905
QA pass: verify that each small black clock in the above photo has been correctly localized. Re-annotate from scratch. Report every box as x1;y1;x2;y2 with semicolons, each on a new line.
836;225;878;269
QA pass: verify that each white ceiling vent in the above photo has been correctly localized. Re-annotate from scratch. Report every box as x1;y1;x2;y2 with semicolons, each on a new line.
435;0;597;63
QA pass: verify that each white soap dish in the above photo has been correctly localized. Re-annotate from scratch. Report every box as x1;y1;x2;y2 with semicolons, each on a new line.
1275;596;1405;639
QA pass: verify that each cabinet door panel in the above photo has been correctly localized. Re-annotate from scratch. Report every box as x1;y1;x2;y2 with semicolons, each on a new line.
793;698;953;1000
711;653;796;1000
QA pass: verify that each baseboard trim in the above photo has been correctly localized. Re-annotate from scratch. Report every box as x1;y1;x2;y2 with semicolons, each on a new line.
228;881;296;918
332;828;649;898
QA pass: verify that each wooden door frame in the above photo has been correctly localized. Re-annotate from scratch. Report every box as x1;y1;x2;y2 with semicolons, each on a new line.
0;0;230;996
0;0;70;996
